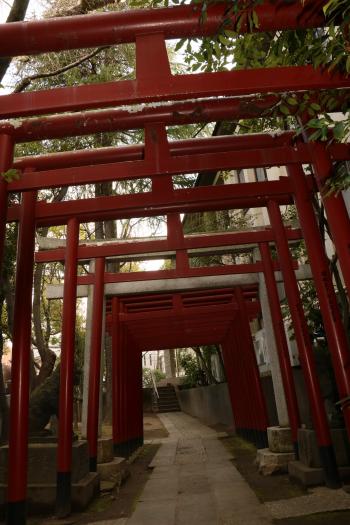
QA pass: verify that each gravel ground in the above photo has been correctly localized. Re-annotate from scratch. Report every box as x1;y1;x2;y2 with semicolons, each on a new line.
265;486;350;519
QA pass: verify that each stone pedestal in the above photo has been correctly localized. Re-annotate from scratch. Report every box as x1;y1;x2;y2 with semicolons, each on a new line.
287;428;350;486
268;426;294;453
298;428;350;467
97;437;114;464
97;437;129;485
256;426;295;475
288;461;350;486
0;440;99;512
257;448;296;475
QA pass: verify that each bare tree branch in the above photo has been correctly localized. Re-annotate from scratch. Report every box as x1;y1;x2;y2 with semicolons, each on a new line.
55;0;119;17
14;45;109;93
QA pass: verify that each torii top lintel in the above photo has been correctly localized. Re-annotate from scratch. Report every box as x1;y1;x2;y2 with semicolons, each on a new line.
0;2;329;58
0;1;348;120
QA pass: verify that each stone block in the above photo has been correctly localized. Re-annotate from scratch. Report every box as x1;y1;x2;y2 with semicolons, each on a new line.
0;472;99;511
97;437;114;464
256;448;295;475
267;426;294;453
298;428;350;468
0;440;89;484
288;460;323;486
288;460;350;487
97;457;128;481
72;472;100;510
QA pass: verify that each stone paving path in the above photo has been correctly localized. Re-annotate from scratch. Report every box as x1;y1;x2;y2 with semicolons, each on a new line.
103;412;273;525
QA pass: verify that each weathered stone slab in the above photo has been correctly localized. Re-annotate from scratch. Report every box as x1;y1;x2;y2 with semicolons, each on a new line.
97;457;128;481
0;440;89;484
267;427;294;454
288;460;350;486
256;448;295;475
298;428;350;468
97;437;114;464
0;472;99;510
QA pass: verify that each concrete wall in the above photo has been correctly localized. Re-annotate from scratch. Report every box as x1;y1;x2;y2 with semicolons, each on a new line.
177;376;279;429
177;383;234;427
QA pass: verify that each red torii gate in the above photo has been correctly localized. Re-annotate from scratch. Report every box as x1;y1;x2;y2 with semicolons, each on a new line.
0;1;350;524
104;287;266;457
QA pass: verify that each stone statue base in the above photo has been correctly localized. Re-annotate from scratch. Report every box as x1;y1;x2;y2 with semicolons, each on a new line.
0;440;99;513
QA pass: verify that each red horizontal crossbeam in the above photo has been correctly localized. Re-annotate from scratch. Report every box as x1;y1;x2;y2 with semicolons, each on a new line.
8;178;301;226
77;259;297;286
118;303;240;322
10;137;350;192
4;92;349;144
15;133;350;172
115;283;259;304
9;146;312;192
108;287;260;346
111;304;260;326
77;265;256;285
14;131;295;171
115;286;258;306
35;227;302;264
1;65;348;119
0;2;327;58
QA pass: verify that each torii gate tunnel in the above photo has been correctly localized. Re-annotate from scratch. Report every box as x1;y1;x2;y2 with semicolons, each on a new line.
1;1;350;523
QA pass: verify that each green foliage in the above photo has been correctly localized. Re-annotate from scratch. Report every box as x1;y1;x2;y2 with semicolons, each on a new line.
324;161;350;195
174;0;350;159
142;367;166;388
179;352;206;388
0;169;20;182
179;346;221;388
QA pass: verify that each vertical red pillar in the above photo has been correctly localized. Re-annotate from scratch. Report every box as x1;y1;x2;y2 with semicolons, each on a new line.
307;142;350;295
259;242;300;455
135;350;144;449
235;287;269;448
111;298;128;456
124;335;133;456
56;217;79;518
0;134;14;273
7;191;37;525
111;297;120;452
288;164;350;439
268;200;340;488
86;257;105;471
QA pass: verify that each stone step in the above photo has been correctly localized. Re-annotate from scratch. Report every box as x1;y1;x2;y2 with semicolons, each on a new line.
97;457;128;482
153;405;180;412
152;385;180;413
288;460;350;486
154;407;180;413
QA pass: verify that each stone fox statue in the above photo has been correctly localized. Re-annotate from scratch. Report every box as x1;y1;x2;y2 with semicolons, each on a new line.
28;366;60;435
28;365;81;435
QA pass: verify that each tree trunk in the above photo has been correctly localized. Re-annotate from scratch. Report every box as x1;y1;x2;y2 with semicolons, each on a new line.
0;0;31;81
0;297;9;443
32;260;57;386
